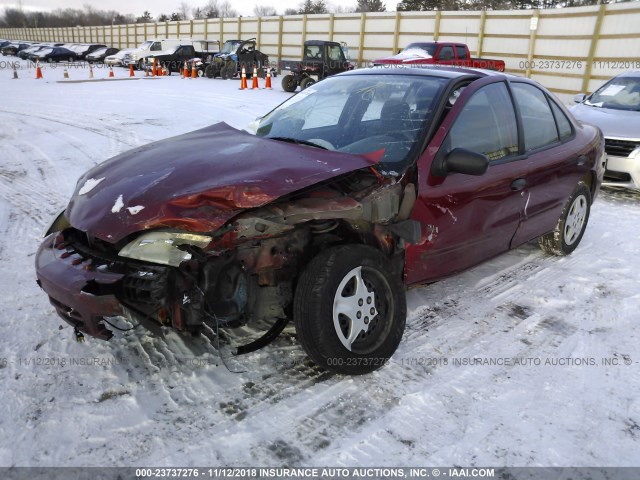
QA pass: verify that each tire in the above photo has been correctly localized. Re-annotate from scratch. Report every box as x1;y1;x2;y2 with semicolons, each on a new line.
538;182;591;256
47;58;53;63
300;77;316;90
138;59;145;71
281;74;297;93
197;68;204;77
68;57;74;63
205;64;214;78
257;67;265;79
294;245;406;375
221;60;237;80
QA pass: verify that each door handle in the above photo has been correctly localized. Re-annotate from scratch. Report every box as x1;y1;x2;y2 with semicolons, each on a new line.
576;155;588;166
510;178;527;191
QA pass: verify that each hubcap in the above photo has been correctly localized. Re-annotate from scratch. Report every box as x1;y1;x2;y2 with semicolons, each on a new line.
333;267;378;351
564;194;587;246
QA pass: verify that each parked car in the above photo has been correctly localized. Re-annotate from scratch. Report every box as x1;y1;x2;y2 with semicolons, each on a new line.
124;38;187;70
18;44;48;59
281;40;353;92
85;47;120;63
105;48;134;67
1;42;32;56
32;47;78;63
70;44;107;60
373;42;505;72
36;67;603;374
145;41;218;75
571;71;640;190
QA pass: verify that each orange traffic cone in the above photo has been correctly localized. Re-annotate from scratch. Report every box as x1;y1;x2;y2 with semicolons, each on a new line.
191;62;197;79
109;67;114;78
129;64;135;77
264;68;272;89
12;65;18;79
239;65;247;90
89;64;94;79
152;59;157;76
63;68;69;79
183;61;189;78
251;66;259;89
35;61;43;79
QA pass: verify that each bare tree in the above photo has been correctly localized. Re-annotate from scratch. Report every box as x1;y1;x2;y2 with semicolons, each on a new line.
284;8;299;14
254;5;278;16
218;0;238;17
177;1;192;20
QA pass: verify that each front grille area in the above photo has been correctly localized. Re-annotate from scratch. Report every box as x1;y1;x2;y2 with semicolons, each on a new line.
63;228;171;307
605;138;640;158
604;170;632;183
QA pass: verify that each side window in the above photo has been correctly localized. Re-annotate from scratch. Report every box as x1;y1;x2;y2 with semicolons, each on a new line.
455;46;468;60
447;82;519;162
150;42;161;51
327;45;343;62
549;100;573;140
511;83;559;151
437;46;454;61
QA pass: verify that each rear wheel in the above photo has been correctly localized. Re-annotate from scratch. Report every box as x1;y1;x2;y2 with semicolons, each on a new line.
294;245;406;375
281;74;297;92
539;183;591;256
138;59;145;71
300;76;316;90
221;60;237;79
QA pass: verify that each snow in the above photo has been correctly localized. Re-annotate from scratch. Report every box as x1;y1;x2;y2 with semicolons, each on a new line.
1;59;639;468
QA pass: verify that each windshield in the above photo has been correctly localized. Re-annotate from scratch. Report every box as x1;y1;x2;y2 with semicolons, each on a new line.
220;41;241;54
586;77;640;111
90;47;108;56
139;41;153;51
254;74;448;174
401;43;437;57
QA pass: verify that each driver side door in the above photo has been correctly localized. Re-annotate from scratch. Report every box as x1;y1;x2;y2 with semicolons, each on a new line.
405;80;528;284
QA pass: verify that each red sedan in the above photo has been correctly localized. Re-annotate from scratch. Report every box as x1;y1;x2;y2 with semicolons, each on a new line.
36;67;605;374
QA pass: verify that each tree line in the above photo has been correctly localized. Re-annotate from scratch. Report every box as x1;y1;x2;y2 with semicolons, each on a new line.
1;0;634;28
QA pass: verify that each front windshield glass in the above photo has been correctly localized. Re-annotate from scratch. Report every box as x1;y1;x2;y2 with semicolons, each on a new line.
586;77;640;111
401;43;438;57
139;41;153;51
254;74;448;174
220;41;241;54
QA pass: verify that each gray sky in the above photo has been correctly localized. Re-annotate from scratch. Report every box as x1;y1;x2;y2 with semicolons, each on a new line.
1;0;361;17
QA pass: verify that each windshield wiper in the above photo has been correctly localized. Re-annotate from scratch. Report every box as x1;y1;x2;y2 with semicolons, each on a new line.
268;136;328;150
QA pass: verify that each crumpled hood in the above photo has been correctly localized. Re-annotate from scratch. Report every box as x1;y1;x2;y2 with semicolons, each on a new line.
66;122;378;243
570;103;640;139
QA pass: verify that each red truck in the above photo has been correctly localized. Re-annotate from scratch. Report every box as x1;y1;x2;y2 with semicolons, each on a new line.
373;41;505;71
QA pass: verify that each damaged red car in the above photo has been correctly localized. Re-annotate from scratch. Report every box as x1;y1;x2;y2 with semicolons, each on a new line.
36;67;604;374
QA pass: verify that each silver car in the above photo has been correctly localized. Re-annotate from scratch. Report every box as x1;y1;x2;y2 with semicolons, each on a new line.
571;71;640;190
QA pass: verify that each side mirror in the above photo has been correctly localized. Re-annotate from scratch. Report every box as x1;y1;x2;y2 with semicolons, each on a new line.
444;148;489;176
573;93;587;103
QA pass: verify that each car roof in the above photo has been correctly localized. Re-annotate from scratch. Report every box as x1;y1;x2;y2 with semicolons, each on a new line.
305;40;342;47
339;65;493;80
615;70;640;79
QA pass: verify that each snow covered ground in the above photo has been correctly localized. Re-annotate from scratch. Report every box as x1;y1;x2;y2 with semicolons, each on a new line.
0;60;639;468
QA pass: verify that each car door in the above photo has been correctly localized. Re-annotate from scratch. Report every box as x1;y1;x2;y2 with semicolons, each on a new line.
326;44;347;77
508;82;587;247
405;78;528;284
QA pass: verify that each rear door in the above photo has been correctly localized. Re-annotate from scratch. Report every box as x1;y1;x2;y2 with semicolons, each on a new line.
405;79;528;284
508;82;587;247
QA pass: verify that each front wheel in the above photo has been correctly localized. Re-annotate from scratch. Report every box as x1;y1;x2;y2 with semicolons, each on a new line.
281;74;297;92
538;182;591;256
294;245;406;375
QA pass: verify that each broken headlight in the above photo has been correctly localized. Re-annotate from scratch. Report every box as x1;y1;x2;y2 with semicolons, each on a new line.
119;231;212;267
43;209;70;238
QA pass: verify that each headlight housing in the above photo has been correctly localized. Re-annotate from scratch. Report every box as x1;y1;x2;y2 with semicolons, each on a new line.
43;209;70;238
118;231;212;267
